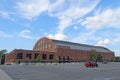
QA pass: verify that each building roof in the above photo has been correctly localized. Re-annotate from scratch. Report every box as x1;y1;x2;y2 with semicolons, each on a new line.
51;39;111;53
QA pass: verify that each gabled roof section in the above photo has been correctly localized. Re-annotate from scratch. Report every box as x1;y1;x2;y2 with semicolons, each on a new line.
51;39;111;53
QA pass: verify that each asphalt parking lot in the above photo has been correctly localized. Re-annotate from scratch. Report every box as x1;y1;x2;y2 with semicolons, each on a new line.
0;62;120;80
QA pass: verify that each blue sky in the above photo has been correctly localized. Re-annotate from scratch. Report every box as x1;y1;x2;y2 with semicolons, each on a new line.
0;0;120;56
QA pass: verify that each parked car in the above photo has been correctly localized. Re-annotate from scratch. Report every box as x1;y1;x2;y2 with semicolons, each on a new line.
85;61;98;67
102;61;108;64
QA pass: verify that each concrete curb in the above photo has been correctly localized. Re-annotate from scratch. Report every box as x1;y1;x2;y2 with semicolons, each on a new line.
0;68;13;80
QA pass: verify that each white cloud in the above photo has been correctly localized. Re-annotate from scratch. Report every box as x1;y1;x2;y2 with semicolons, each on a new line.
19;30;32;39
81;8;120;30
0;11;15;21
0;31;14;38
15;0;49;20
113;34;120;43
71;31;119;47
47;33;67;40
48;0;65;14
14;0;100;33
97;38;110;46
48;0;100;33
0;11;10;19
22;23;31;28
57;18;72;33
108;34;120;56
73;26;78;30
14;0;100;40
49;0;100;19
113;49;120;56
71;31;100;44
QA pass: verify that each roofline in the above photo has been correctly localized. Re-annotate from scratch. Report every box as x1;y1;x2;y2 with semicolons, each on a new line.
51;39;112;52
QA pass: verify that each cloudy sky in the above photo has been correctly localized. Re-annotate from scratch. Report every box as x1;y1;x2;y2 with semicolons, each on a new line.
0;0;120;56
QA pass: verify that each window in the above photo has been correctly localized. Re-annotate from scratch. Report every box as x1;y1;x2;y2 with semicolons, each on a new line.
49;54;53;60
17;53;23;59
42;54;47;60
67;56;70;61
48;44;51;47
34;54;39;59
26;53;31;59
63;56;65;61
59;56;61;60
40;42;43;49
42;41;45;48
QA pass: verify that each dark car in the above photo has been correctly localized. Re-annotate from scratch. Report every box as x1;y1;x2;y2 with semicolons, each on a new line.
85;61;98;67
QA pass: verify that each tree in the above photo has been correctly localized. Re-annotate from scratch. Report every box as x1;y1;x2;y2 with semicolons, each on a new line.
83;57;87;62
111;58;115;62
90;50;97;62
0;49;7;64
52;57;57;64
1;54;5;64
14;59;19;64
97;54;103;62
115;57;120;62
53;57;57;62
35;55;41;63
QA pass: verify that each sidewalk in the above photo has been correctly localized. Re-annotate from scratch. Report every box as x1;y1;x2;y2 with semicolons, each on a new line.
0;68;13;80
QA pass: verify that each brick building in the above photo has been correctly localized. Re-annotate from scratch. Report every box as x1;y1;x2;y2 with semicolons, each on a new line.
5;37;115;64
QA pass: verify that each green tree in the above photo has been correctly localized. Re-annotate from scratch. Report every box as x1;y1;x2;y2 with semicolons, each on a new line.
90;50;97;62
115;57;119;62
0;49;7;64
97;54;103;62
83;57;87;62
35;55;41;63
14;59;19;64
50;58;53;63
111;58;116;62
52;57;57;63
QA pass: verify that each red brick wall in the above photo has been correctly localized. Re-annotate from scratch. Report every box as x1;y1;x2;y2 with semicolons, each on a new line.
5;48;115;63
5;37;115;63
5;49;54;63
33;37;55;52
54;47;115;62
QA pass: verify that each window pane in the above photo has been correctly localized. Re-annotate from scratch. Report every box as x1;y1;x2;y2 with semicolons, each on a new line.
17;53;23;59
49;54;53;60
42;54;46;60
26;53;31;59
34;54;39;59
